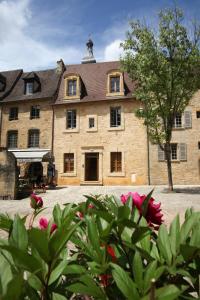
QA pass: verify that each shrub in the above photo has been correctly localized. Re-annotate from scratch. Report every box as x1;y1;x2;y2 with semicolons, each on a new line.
0;191;199;299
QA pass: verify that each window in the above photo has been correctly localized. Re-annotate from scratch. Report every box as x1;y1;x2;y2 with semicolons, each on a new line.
7;131;18;148
110;107;121;127
173;113;182;128
9;107;18;121
64;153;74;173
198;142;200;149
66;110;76;129
110;76;120;93
64;75;80;99
111;152;122;172
67;79;77;96
25;81;34;95
106;71;124;97
30;105;40;119
171;144;177;160
89;117;95;128
196;111;200;118
28;129;39;148
158;143;187;161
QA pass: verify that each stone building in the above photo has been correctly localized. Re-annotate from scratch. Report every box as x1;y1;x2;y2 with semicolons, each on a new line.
0;61;64;185
0;40;200;186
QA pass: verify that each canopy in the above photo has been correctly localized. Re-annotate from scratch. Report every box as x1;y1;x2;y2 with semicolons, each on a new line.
9;149;52;163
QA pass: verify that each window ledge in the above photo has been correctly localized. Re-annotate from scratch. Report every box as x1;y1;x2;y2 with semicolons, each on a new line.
172;127;185;131
108;126;124;131
106;92;124;97
64;96;80;100
86;128;98;132
61;172;76;177
63;129;79;133
108;172;125;177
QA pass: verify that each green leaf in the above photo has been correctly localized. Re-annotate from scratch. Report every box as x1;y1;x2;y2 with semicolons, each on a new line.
3;274;24;300
180;244;199;261
49;261;68;285
0;253;13;296
158;224;172;265
132;226;150;245
141;189;154;217
133;251;143;293
52;293;67;300
155;284;182;300
10;215;28;251
49;220;81;259
111;263;140;300
28;273;43;291
67;274;106;299
86;216;101;258
29;228;50;263
0;213;13;233
169;215;180;256
1;245;42;274
63;264;86;274
180;213;200;244
118;206;130;220
53;204;62;227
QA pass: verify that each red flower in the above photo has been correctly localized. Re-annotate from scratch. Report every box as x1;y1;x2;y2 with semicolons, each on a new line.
77;212;84;219
106;245;116;262
99;274;112;287
120;192;163;226
30;193;43;209
88;204;95;209
39;217;57;234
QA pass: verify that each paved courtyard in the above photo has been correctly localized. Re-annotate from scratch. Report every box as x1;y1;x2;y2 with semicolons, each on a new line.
0;185;200;228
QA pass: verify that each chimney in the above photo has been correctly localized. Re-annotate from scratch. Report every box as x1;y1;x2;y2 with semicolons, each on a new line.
56;59;66;74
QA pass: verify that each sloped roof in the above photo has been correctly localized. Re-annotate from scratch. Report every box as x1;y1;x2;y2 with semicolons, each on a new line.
1;69;61;103
55;61;135;104
0;69;22;100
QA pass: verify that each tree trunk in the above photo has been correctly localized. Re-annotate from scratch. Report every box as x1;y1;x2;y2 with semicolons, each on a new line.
165;142;173;191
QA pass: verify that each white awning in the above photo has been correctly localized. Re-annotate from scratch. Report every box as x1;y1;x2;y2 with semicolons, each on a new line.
9;149;51;163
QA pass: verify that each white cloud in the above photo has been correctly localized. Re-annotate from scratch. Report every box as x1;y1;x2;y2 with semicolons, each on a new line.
0;0;82;71
104;39;123;61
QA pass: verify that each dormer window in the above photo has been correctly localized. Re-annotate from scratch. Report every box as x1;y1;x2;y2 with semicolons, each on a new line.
106;70;124;97
68;79;77;96
110;76;120;93
23;72;41;95
0;74;6;92
64;74;80;100
25;81;34;95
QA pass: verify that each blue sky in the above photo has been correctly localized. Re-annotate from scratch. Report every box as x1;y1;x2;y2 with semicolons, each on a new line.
0;0;199;71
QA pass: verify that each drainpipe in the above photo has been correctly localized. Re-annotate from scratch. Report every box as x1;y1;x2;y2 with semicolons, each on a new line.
147;124;151;185
0;104;3;147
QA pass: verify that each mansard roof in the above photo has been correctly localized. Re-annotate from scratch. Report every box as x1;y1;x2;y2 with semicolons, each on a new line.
55;61;135;104
1;68;61;103
0;69;22;101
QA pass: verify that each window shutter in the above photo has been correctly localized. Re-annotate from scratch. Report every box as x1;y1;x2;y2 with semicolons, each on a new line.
179;143;187;161
158;145;165;161
184;111;192;128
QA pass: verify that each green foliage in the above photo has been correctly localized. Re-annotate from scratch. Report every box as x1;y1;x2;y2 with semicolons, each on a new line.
0;193;199;299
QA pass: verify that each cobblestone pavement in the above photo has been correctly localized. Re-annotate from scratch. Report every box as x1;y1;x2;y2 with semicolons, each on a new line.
0;185;200;228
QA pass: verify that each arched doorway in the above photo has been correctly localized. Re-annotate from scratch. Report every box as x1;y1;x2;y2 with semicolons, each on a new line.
28;162;43;186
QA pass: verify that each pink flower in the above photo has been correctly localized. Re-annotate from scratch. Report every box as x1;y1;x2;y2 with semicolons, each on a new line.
30;193;43;209
120;192;163;226
39;217;57;234
88;204;95;209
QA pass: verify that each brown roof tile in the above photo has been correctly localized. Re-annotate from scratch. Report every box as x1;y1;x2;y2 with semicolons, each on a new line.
1;69;61;103
55;61;135;104
0;69;22;101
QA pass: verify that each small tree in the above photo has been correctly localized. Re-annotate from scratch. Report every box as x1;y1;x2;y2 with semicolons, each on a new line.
121;7;200;191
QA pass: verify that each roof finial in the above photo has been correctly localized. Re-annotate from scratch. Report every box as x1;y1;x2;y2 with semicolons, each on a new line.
81;35;96;64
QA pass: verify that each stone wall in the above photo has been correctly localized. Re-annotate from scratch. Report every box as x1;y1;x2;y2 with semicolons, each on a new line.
149;90;200;185
0;99;53;149
0;148;17;199
54;99;148;185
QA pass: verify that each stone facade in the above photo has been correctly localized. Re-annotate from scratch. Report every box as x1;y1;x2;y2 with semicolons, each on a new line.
54;99;148;185
0;148;17;199
1;99;53;150
149;90;200;185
